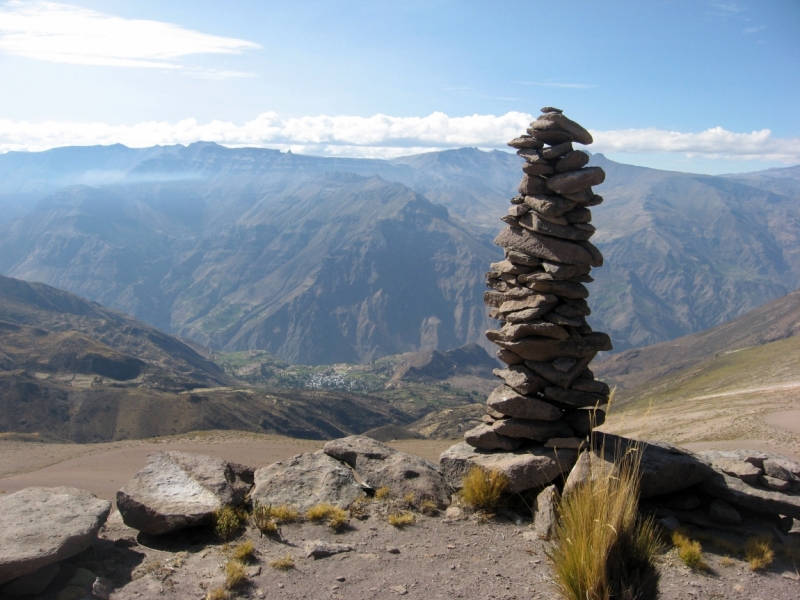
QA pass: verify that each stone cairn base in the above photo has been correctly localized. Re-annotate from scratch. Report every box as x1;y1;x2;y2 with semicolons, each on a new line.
466;107;612;454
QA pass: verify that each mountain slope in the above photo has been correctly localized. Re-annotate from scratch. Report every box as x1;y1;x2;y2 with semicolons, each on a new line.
594;289;800;401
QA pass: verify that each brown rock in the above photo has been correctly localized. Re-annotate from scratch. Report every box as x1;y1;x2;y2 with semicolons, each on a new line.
507;135;544;149
439;442;578;493
760;475;792;491
522;163;554;176
529;113;593;145
499;321;570;341
555;150;590;173
700;468;800;519
525;279;590;299
304;540;353;558
562;408;605;436
519;174;551;196
496;294;557;316
464;424;522;451
532;484;559;539
708;499;741;525
545;437;586;450
502;305;557;323
493;365;549;395
541;261;592;279
540;141;573;159
576;240;604;267
518;212;594;241
492;418;573;441
496;348;524;365
0;487;111;586
526;355;595;388
563;206;592;223
544;387;608;408
570;379;611;395
524;194;577;218
490;259;537;275
527;129;574;145
496;332;612;362
505;249;541;266
486;385;562;421
495;226;596;266
763;458;800;482
546;167;606;195
540;106;563;114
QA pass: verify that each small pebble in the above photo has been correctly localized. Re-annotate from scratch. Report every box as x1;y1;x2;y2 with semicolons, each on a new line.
336;576;346;582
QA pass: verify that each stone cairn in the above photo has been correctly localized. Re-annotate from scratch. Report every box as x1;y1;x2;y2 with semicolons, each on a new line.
465;107;613;453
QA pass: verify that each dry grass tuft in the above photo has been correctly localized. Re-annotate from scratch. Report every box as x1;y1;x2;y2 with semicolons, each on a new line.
270;504;300;523
388;511;416;528
375;486;391;500
672;530;707;571
214;506;242;541
420;499;438;516
224;559;247;590
206;587;228;600
251;500;278;537
460;466;508;511
719;556;735;568
548;442;662;600
305;502;349;531
745;535;774;571
403;492;416;508
270;553;295;571
349;495;370;518
231;540;254;563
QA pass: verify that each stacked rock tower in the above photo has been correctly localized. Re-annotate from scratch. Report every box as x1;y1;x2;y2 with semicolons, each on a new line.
465;107;612;452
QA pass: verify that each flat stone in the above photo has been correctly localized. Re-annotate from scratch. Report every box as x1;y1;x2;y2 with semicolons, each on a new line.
540;106;563;114
508;204;529;217
495;226;595;267
486;385;562;421
543;387;608;408
761;475;792;491
698;451;766;484
525;279;590;299
518;212;594;241
499;321;570;341
0;487;111;586
2;562;60;596
540;141;573;159
464;424;523;451
763;458;800;482
252;450;362;512
524;195;577;218
532;485;559;539
555;151;590;173
493;365;549;395
496;332;612;362
584;194;604;207
117;451;253;535
554;302;591;317
522;163;554;176
444;506;466;520
496;348;524;365
492;418;573;441
593;433;715;498
563;206;592;223
546;167;606;195
543;312;581;327
324;435;452;508
304;540;353;559
562;408;605;437
507;135;544;150
495;294;557;316
527;129;574;145
571;379;611;395
518;174;551;196
505;250;541;267
490;259;536;275
439;442;578;493
708;499;741;524
541;261;592;279
529;113;593;145
503;306;556;323
576;240;604;267
700;468;800;519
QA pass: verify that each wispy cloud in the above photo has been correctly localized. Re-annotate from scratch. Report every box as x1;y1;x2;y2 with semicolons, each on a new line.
518;81;596;89
0;1;260;77
743;25;767;33
0;113;798;163
710;2;744;13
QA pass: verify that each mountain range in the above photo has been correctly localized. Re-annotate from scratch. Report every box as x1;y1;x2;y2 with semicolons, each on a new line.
1;143;798;363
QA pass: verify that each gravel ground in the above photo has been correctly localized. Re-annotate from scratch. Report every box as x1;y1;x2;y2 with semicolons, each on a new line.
22;501;800;600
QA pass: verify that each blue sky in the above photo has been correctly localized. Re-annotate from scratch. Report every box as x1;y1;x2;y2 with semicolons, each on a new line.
0;0;798;173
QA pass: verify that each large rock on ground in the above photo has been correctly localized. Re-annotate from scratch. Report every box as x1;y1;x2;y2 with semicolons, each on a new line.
0;487;111;586
251;450;362;512
700;468;800;519
324;435;452;507
439;442;578;494
117;451;253;535
591;434;714;498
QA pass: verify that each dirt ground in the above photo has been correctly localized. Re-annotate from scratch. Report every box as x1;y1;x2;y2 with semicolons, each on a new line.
0;431;454;501
17;499;800;600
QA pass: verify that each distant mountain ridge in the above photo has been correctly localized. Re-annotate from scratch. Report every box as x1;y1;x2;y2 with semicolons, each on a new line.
1;142;798;362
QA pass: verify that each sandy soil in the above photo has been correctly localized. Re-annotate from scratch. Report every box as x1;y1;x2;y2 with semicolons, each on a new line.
22;501;800;600
0;431;455;501
601;382;800;461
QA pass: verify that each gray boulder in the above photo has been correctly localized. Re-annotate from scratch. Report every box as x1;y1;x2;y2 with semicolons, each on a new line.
324;436;452;508
697;450;765;484
252;450;363;512
700;469;800;519
439;442;577;494
0;487;111;586
117;451;253;535
532;484;559;540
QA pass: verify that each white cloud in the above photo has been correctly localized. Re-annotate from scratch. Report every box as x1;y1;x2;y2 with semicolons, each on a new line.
518;81;596;89
743;25;767;33
0;1;259;76
0;113;798;164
